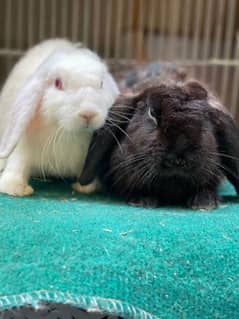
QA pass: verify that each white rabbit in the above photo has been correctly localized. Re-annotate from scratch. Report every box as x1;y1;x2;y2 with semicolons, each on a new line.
0;39;119;196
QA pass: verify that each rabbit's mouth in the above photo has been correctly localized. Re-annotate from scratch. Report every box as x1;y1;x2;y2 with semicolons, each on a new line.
59;115;105;134
78;125;98;133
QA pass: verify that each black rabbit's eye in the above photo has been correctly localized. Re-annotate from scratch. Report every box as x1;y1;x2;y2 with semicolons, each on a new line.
145;108;158;131
148;108;157;125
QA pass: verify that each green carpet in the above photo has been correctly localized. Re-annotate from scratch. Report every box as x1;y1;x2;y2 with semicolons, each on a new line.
0;180;239;319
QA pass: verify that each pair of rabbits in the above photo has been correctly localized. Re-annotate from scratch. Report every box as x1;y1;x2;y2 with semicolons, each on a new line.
0;39;239;210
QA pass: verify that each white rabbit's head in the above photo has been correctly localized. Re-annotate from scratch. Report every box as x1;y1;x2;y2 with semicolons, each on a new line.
0;47;119;158
41;49;119;132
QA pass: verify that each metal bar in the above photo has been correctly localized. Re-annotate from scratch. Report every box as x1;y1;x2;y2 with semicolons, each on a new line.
5;0;12;71
71;0;79;42
104;0;112;59
28;0;34;47
5;0;12;49
168;0;181;60
83;0;90;46
212;0;225;58
192;0;203;60
230;39;239;116
147;0;156;60
136;0;144;60
223;0;237;59
201;0;214;81
126;0;133;59
39;0;46;41
0;49;24;56
221;0;237;102
51;0;57;38
181;0;192;60
114;0;124;59
231;65;239;116
93;0;101;52
61;0;68;38
202;0;214;60
211;0;225;91
17;0;24;49
158;0;167;58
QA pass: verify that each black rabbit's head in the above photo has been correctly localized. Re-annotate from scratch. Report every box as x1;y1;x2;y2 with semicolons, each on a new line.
128;81;218;178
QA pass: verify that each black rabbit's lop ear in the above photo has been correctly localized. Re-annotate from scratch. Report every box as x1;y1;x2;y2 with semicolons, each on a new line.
79;95;137;185
183;81;208;100
209;108;239;194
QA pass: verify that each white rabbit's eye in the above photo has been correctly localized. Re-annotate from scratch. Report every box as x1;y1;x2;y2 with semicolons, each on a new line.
55;78;63;90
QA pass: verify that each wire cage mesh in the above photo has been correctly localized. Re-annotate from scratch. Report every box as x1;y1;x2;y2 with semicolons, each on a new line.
0;0;238;118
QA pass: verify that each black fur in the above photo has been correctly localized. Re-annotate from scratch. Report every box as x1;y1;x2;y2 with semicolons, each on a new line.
80;70;239;210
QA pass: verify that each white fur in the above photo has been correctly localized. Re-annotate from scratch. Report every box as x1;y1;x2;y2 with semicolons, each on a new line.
0;39;119;196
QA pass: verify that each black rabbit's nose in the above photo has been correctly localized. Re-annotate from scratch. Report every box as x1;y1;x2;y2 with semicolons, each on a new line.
174;134;188;154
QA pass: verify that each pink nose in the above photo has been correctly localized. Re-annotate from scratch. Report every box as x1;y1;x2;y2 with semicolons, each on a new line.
79;111;97;124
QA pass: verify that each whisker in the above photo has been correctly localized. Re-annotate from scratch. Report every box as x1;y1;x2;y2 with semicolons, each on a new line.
107;119;133;143
40;130;56;180
104;125;123;153
111;158;147;187
55;127;68;182
108;117;129;124
110;109;133;116
109;111;132;121
53;126;62;176
208;151;239;162
214;161;239;181
108;154;145;176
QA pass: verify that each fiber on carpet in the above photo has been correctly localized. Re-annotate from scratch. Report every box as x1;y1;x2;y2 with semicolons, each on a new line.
0;180;239;319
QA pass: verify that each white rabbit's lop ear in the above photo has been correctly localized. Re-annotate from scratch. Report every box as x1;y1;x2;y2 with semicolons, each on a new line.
0;72;46;158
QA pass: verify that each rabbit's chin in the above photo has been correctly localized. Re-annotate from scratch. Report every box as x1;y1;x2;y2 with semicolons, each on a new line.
57;118;103;134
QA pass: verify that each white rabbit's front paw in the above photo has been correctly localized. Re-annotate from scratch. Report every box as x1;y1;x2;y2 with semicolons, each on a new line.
0;173;34;196
72;179;101;195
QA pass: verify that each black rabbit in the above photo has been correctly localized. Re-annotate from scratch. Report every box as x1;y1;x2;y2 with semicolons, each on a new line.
79;64;239;209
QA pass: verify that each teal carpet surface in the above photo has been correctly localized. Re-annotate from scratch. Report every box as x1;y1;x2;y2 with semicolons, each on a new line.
0;180;239;319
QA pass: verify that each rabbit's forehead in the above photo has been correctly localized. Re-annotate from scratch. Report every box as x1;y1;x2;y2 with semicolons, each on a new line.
75;87;104;99
55;65;104;79
49;52;105;80
50;66;105;91
147;90;206;114
64;72;103;89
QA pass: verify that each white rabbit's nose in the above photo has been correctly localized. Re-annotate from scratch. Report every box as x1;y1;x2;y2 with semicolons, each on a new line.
78;111;97;124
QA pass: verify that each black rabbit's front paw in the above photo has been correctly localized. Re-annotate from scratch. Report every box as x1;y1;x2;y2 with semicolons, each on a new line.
128;197;159;208
188;190;219;210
